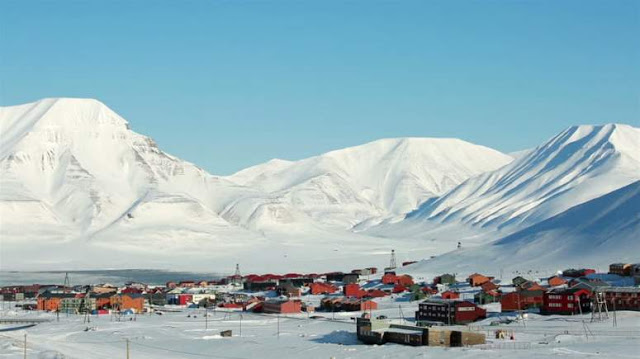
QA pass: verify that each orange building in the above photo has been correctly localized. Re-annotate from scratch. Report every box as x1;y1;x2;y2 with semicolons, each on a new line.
37;292;76;311
481;281;498;292
94;294;113;309
468;273;492;287
548;276;568;287
110;294;145;313
310;283;338;295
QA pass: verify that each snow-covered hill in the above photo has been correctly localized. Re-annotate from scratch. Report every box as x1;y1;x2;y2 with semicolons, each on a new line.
0;98;516;271
1;97;637;272
0;98;259;243
401;180;640;278
227;137;513;229
404;123;640;231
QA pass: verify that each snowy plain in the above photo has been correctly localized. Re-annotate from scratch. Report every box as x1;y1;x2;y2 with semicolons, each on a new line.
1;299;639;359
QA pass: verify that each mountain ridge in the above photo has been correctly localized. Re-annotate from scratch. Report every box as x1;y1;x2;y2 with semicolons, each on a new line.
1;97;637;272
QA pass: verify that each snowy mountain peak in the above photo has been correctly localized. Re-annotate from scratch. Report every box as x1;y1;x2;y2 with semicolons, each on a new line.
0;98;131;160
227;136;513;228
404;122;640;231
549;123;639;155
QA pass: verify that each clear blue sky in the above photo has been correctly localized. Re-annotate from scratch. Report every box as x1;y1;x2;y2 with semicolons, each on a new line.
1;1;638;175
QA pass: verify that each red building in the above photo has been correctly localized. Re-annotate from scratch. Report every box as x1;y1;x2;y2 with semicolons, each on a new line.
178;294;193;306
421;287;438;295
602;287;640;311
263;299;302;314
121;287;143;295
392;285;407;294
542;287;592;315
344;284;367;298
309;283;338;295
381;274;414;286
367;289;388;298
382;273;398;285
441;290;460;300
501;287;545;312
416;299;486;324
341;299;378;312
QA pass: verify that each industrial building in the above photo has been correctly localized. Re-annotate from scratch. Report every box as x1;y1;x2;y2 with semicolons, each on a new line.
356;315;485;347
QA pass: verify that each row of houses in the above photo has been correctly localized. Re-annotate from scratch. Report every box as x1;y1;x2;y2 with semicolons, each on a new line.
36;291;144;313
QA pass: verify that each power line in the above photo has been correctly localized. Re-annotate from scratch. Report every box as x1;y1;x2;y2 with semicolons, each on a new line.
130;341;250;359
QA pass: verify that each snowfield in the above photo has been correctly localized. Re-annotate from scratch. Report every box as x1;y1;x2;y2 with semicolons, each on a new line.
0;300;639;359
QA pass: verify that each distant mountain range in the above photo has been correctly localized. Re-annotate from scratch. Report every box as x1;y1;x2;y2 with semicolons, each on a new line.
1;98;638;273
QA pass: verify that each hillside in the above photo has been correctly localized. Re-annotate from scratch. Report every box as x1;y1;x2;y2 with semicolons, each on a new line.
0;98;513;271
227;137;513;229
403;124;640;231
401;180;640;278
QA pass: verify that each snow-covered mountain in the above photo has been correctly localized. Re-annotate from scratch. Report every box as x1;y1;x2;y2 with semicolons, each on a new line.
2;97;637;272
401;180;640;278
0;98;511;247
0;98;259;244
404;123;640;231
226;137;513;229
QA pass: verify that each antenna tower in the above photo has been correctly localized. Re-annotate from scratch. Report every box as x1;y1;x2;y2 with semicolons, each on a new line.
389;250;397;269
63;272;71;293
233;264;241;285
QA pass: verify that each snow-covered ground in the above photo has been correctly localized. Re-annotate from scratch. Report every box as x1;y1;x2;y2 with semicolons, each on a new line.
1;300;638;359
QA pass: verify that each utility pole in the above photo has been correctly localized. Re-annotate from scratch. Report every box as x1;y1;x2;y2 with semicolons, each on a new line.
126;338;130;359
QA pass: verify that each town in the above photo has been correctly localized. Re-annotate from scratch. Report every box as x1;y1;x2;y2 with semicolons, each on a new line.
1;255;639;357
